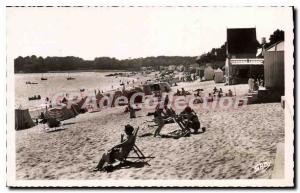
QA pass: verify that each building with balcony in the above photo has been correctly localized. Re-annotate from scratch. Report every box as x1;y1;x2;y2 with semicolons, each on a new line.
225;28;263;85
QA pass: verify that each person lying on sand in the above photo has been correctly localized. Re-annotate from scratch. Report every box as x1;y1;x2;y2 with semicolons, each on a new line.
95;124;135;171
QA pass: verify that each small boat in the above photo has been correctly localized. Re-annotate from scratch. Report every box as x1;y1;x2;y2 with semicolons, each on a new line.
66;73;75;80
26;81;38;85
41;73;47;80
28;95;41;101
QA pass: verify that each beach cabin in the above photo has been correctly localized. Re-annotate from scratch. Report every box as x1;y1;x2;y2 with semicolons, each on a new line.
204;65;214;80
225;28;264;85
264;41;284;92
196;66;205;79
214;68;224;83
257;41;284;103
15;109;35;130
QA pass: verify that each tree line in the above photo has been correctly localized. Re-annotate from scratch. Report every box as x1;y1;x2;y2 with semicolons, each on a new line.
14;29;284;73
14;55;197;73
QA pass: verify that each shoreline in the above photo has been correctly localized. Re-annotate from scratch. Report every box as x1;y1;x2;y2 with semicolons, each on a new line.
14;69;133;74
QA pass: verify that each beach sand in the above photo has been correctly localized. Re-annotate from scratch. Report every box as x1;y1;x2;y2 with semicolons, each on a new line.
15;81;284;180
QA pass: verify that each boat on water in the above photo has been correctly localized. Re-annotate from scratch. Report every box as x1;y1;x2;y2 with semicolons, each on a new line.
66;73;75;80
28;95;41;101
41;73;47;80
26;81;38;85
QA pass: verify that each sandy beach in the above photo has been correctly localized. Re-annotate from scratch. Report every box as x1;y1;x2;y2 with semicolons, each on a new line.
15;80;284;180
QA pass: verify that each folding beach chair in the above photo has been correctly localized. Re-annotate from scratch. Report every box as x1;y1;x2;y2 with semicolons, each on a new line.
121;127;155;166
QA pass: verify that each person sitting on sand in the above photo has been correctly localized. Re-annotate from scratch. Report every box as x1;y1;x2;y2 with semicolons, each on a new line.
186;113;201;134
217;90;222;98
228;89;233;97
196;90;201;97
176;89;181;96
95;124;135;171
207;93;213;102
181;88;186;96
39;112;47;124
179;106;200;133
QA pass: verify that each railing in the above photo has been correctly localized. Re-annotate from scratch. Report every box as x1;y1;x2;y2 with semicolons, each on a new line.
230;58;264;65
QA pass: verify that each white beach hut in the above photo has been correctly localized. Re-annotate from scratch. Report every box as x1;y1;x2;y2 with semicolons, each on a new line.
214;68;224;83
204;65;214;80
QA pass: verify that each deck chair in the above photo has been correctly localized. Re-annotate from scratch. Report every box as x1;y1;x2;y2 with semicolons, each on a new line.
101;127;154;172
120;127;155;166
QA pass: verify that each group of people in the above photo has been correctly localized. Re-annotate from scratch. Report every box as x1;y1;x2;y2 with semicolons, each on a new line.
211;87;234;99
150;105;201;137
175;88;191;96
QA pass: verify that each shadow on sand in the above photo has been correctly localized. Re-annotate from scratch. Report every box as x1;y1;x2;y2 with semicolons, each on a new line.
103;160;148;173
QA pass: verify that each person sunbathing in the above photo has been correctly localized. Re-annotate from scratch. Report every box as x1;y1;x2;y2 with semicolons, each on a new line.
186;113;201;133
179;106;200;133
95;125;135;171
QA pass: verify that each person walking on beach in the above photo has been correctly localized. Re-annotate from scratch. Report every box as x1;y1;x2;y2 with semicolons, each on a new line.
129;104;136;118
164;95;169;109
153;109;165;137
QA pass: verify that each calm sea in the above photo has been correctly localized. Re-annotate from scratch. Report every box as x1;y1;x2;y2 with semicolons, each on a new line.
15;72;136;111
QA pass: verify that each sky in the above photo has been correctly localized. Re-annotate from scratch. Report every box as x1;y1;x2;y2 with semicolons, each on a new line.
6;7;293;60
